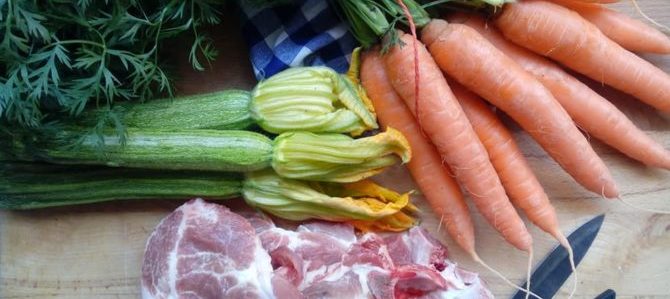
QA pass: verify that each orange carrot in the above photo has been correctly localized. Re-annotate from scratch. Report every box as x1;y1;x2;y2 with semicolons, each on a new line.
450;78;578;298
360;49;476;256
383;31;533;252
422;19;619;198
454;13;670;170
394;0;422;124
449;79;566;243
495;0;670;112
552;0;670;54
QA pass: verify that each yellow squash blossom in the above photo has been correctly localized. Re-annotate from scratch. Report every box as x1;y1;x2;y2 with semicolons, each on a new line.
242;170;416;232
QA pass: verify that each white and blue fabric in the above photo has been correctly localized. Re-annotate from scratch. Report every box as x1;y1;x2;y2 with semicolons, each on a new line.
238;0;357;80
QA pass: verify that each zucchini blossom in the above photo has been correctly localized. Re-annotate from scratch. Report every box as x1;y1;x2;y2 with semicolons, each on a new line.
251;66;378;136
272;127;411;182
242;169;416;232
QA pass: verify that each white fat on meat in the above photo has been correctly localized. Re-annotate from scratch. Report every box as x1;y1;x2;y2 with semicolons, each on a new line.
141;199;493;299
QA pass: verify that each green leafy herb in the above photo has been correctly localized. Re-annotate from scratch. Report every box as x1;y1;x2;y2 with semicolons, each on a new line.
0;0;225;133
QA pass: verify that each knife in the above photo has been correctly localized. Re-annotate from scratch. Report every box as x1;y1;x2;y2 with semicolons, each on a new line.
511;214;606;299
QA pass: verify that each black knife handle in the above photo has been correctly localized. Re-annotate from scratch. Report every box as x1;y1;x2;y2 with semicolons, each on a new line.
594;289;616;299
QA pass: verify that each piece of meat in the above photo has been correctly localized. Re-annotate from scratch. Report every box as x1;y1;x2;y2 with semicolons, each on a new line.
269;246;304;286
141;199;492;299
259;228;293;253
343;233;395;269
367;270;395;299
393;264;446;296
258;226;352;290
141;199;274;299
406;228;449;269
271;275;303;299
384;233;414;266
301;271;364;299
423;262;494;299
298;232;350;272
244;212;276;234
297;222;357;244
385;227;449;271
382;227;494;298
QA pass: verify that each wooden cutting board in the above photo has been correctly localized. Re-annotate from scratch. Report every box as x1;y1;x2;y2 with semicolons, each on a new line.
2;1;669;298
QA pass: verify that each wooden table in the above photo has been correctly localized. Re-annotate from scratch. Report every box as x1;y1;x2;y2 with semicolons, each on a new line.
1;2;669;298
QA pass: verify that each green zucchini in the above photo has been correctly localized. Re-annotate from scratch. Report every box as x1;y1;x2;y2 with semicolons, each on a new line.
38;129;274;172
0;162;242;209
0;163;414;232
81;90;256;130
123;90;255;130
4;126;410;183
81;67;378;135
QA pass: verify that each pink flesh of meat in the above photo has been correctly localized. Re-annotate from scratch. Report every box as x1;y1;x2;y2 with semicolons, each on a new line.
141;199;493;299
297;221;358;243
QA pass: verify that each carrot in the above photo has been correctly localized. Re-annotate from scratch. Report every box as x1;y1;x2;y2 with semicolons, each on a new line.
382;31;533;252
383;32;540;299
551;0;670;54
451;13;670;169
421;19;619;198
448;79;564;243
495;0;670;112
394;0;422;125
360;49;476;256
450;79;579;297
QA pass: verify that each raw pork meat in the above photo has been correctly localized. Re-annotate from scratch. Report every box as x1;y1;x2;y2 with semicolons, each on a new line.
141;199;493;299
141;199;274;299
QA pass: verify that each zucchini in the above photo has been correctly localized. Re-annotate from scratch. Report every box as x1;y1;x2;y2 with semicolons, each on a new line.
4;127;410;183
0;162;242;209
37;129;274;172
81;90;255;130
124;90;255;130
0;163;414;232
81;67;378;135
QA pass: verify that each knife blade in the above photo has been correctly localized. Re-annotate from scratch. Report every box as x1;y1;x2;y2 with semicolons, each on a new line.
511;214;605;299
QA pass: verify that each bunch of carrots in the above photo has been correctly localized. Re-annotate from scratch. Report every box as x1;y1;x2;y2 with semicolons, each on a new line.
340;0;670;296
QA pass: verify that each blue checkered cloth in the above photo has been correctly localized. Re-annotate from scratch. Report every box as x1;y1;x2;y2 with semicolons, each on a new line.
238;0;357;80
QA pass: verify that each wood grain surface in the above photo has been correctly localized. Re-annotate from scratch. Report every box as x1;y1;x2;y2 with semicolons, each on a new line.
1;1;669;298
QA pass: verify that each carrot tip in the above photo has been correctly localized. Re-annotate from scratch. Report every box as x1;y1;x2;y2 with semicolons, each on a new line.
524;248;533;299
472;253;543;299
553;230;578;299
629;0;670;33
